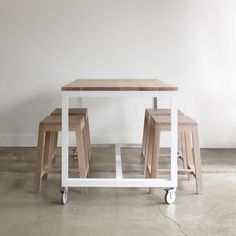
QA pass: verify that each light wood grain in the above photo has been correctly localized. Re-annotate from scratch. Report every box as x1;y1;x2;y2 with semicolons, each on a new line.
192;126;203;194
34;124;45;194
62;79;177;91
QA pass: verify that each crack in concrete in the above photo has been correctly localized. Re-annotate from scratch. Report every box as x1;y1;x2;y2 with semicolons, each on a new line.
158;205;188;236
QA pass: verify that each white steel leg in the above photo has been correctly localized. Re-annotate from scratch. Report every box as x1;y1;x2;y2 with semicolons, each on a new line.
170;92;178;187
62;93;69;186
115;144;123;179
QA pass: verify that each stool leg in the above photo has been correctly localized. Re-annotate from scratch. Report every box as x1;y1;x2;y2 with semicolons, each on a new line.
52;132;58;164
144;119;155;178
149;125;161;193
34;125;45;194
85;116;92;165
192;126;203;194
42;132;53;180
144;114;152;165
141;112;148;163
180;131;188;170
76;130;87;194
82;127;89;176
185;130;195;180
48;132;56;167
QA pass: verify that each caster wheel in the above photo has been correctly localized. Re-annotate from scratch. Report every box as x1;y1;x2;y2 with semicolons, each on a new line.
164;189;176;204
60;188;68;205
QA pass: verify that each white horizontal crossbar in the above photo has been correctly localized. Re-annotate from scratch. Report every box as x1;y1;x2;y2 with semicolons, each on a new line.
64;178;176;188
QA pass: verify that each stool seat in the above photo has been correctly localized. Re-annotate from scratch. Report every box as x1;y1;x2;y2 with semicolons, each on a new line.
51;108;88;119
151;115;197;126
40;115;85;129
145;109;184;117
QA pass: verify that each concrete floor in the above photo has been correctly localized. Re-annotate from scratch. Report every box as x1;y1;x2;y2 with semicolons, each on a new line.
0;147;236;236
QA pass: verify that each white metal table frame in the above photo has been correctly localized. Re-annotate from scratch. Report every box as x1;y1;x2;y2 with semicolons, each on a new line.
61;90;178;202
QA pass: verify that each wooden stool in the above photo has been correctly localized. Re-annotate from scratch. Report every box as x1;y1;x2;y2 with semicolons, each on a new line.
50;108;92;164
145;115;203;194
141;109;185;164
34;115;89;194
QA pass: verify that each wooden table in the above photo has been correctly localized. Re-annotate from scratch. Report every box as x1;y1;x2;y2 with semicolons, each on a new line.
60;79;178;204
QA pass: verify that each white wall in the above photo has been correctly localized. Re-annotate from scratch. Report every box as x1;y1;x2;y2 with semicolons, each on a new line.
0;0;236;148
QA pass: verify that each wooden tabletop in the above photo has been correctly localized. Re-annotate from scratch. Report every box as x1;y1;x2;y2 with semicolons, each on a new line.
62;79;177;91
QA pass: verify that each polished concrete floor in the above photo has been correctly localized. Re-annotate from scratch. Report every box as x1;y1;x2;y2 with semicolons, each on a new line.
0;147;236;236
